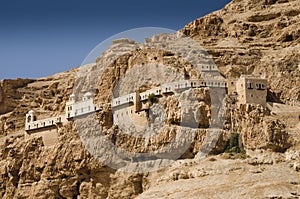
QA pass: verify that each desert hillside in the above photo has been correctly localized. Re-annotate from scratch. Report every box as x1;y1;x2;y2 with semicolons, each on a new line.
0;0;299;198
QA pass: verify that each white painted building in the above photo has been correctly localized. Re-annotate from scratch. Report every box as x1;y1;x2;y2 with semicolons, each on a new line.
24;92;100;146
66;92;98;119
25;110;64;146
197;64;218;72
25;110;62;131
111;79;228;110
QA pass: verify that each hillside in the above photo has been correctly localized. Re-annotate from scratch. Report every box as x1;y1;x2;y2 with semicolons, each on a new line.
0;0;299;198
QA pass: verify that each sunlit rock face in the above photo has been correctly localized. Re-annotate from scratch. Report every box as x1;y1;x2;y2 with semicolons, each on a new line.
0;0;300;198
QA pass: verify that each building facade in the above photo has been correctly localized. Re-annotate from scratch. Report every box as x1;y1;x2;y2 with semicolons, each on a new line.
236;75;267;106
66;92;98;119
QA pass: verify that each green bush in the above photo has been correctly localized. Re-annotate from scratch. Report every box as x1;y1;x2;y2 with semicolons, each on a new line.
225;132;245;154
148;93;156;105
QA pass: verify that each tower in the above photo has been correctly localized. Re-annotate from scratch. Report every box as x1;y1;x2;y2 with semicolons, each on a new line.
133;91;141;112
236;75;267;106
25;110;36;130
66;94;76;118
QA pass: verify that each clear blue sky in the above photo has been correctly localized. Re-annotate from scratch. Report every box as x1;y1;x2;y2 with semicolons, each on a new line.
0;0;231;80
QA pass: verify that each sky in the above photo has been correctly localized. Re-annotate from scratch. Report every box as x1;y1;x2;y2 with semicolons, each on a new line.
0;0;231;80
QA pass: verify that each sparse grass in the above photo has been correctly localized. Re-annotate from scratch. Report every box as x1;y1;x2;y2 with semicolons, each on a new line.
208;157;217;162
223;152;249;160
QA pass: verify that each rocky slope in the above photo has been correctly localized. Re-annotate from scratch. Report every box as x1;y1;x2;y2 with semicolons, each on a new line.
182;0;300;104
0;0;299;198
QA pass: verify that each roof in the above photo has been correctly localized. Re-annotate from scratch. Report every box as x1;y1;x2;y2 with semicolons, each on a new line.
84;92;93;97
28;110;35;114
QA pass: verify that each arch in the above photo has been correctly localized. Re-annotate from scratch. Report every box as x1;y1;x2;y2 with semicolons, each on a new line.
27;115;31;123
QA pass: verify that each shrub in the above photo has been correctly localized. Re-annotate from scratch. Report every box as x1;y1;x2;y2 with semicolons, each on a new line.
148;93;156;105
225;132;245;154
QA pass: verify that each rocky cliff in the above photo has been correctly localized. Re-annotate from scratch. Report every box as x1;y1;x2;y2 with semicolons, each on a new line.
0;0;299;198
182;0;300;103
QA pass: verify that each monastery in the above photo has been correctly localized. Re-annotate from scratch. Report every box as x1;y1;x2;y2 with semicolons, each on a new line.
24;92;100;146
24;74;267;146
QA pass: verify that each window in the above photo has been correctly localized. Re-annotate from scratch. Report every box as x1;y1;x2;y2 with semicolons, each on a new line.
27;116;31;123
256;83;265;90
247;82;253;89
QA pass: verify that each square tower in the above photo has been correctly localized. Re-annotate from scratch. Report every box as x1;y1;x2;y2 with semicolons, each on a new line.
236;75;267;106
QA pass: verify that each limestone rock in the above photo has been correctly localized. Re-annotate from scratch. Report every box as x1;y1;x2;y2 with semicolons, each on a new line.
0;0;299;198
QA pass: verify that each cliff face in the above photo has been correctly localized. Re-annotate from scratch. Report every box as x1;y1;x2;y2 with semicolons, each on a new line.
182;0;300;104
0;0;300;198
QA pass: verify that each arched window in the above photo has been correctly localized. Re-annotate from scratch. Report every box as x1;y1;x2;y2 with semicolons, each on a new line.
27;116;31;123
